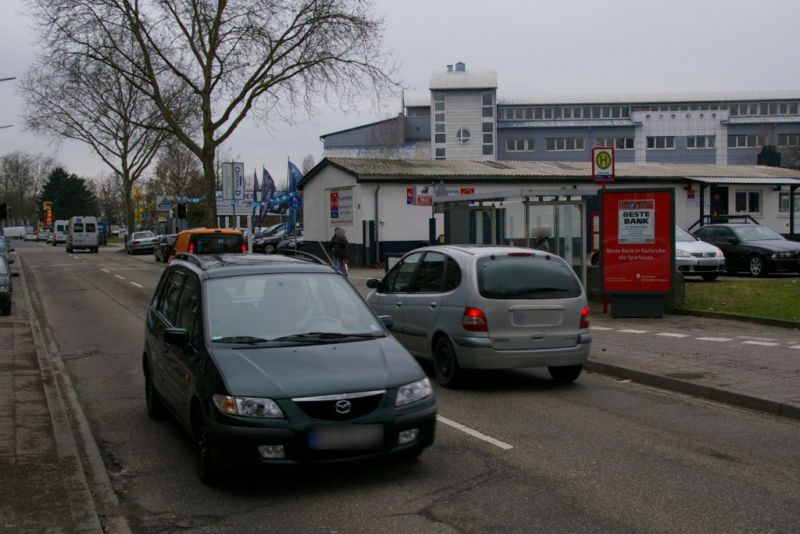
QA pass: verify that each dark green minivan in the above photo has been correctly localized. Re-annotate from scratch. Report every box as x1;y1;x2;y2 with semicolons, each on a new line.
143;253;436;484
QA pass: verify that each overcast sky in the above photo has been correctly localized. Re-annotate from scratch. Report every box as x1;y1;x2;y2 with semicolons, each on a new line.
2;0;799;184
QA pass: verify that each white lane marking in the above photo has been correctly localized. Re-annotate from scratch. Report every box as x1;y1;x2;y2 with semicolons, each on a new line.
618;329;649;334
130;282;144;288
696;337;732;342
71;255;80;260
790;345;800;350
656;332;689;338
590;326;614;331
114;274;125;280
741;340;780;347
101;269;110;274
436;415;514;450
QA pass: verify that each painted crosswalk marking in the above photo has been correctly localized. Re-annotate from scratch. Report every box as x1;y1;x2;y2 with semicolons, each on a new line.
696;337;732;342
618;329;649;334
656;332;689;338
741;340;780;347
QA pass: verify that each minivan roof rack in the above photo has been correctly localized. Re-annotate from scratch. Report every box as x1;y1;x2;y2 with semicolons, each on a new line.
172;252;205;267
270;248;327;265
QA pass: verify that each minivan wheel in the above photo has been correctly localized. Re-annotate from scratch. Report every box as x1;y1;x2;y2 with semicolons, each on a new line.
548;364;583;383
748;255;767;278
194;415;221;485
144;372;166;420
434;336;464;388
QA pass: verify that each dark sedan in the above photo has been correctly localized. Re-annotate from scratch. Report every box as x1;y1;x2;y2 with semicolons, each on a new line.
693;223;800;277
0;257;17;315
154;234;177;263
252;223;287;253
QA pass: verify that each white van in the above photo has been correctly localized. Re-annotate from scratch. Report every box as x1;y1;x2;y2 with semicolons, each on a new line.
66;216;99;253
53;220;68;246
2;226;26;240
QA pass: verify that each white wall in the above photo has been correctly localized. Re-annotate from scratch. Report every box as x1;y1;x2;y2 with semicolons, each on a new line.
301;166;359;242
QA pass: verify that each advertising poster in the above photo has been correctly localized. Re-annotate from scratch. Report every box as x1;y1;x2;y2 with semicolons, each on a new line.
602;189;674;294
329;187;354;226
618;199;655;244
415;185;433;206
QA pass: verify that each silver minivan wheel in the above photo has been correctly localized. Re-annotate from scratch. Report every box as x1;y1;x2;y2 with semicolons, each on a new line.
434;336;464;388
548;364;583;383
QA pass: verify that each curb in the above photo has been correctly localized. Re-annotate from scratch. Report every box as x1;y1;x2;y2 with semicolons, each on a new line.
19;256;132;533
585;360;800;422
674;308;800;330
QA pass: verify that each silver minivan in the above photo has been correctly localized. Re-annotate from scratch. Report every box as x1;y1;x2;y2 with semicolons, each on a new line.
366;246;591;387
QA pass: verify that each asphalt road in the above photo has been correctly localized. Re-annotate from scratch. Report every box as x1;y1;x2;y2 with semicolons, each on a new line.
15;241;800;533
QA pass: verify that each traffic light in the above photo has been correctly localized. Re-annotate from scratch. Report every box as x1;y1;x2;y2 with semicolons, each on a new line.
177;203;187;218
0;203;6;219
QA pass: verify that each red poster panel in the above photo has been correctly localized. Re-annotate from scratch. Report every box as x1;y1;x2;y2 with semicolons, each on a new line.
601;189;674;294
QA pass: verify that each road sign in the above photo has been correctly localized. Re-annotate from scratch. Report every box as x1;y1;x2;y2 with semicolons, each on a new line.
592;146;615;183
288;194;303;210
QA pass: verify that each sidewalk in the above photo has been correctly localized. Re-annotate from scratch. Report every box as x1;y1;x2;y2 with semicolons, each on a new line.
349;266;800;421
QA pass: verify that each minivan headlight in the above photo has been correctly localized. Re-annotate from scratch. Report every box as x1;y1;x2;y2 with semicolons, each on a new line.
676;249;692;258
212;394;284;418
0;286;8;293
714;249;724;258
396;378;433;406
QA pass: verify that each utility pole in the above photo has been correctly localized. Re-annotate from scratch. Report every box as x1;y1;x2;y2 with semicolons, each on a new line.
0;77;15;129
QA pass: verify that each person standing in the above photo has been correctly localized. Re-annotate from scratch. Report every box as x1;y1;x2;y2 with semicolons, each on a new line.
329;227;349;276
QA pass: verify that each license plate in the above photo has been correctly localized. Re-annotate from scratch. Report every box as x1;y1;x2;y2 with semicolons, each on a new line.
308;425;383;450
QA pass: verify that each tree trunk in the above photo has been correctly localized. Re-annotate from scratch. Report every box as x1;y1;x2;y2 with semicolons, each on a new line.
201;150;218;228
123;182;135;236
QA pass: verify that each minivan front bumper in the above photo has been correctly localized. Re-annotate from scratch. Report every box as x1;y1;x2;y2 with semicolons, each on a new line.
208;402;437;466
451;334;591;369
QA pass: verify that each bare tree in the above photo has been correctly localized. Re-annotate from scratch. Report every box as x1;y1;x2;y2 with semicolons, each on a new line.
21;41;176;234
28;0;396;226
301;154;316;174
93;174;126;225
0;152;55;225
153;141;204;200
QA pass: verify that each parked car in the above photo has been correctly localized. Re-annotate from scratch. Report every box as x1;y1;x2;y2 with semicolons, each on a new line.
0;237;14;268
692;223;800;277
366;245;591;387
126;230;159;255
675;226;725;281
252;223;288;253
66;216;99;253
3;226;26;240
170;228;245;261
154;234;178;263
276;227;304;251
143;252;436;483
0;256;18;315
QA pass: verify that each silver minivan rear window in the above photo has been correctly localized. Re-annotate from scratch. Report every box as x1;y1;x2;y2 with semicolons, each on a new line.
477;254;581;300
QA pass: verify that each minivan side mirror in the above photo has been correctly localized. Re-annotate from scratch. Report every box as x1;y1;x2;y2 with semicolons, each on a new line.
7;258;14;264
8;248;14;252
164;328;188;346
11;272;19;278
378;315;394;330
366;278;381;289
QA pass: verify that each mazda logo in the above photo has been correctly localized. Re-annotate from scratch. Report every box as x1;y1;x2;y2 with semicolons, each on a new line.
335;400;352;414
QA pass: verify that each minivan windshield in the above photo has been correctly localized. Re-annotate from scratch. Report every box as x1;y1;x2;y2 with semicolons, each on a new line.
72;223;84;232
733;225;782;241
206;273;385;343
478;255;582;300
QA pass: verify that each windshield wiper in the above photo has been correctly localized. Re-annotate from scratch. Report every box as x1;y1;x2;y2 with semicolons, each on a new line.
212;335;270;344
271;332;383;342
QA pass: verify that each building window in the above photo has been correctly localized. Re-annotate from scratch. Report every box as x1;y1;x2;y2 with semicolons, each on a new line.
435;123;445;133
596;137;634;150
727;134;763;148
433;93;445;102
434;133;446;144
779;192;800;213
646;136;675;150
545;137;586;151
434;113;445;122
456;128;472;145
506;139;535;152
686;135;716;149
482;122;493;133
778;133;800;147
482;96;494;118
735;191;761;214
483;144;493;156
483;134;493;143
435;148;446;160
434;101;445;112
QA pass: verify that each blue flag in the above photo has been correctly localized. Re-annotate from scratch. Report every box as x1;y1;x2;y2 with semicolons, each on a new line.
252;170;258;220
259;168;276;222
286;160;304;234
